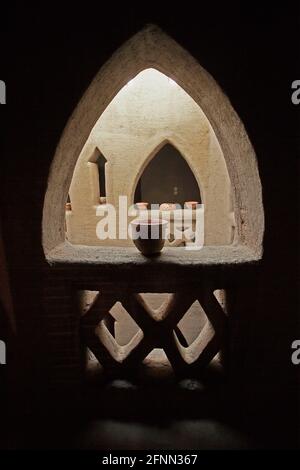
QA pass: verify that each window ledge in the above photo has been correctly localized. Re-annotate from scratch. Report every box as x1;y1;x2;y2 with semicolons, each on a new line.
46;241;260;267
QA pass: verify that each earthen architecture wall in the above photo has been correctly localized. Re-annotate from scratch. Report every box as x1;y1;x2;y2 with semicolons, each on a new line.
67;69;233;247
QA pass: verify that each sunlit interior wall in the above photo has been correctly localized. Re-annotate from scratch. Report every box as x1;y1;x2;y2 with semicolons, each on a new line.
67;68;234;246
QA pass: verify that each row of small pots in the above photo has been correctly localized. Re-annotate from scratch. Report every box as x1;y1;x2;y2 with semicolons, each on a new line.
136;201;199;210
66;200;199;211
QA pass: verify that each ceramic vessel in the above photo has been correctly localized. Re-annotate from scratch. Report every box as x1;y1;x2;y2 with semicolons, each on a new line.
130;218;168;256
159;203;177;211
135;202;149;210
184;201;199;210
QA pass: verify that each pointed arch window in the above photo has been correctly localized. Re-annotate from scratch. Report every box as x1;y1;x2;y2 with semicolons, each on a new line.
43;25;263;260
41;25;265;386
134;143;201;207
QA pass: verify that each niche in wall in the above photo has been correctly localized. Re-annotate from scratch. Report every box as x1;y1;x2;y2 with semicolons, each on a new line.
65;68;233;247
134;143;201;207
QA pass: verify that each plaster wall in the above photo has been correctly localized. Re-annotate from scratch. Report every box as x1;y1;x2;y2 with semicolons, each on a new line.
67;69;233;246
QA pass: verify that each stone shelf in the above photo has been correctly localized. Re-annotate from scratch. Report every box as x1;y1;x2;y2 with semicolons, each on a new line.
45;242;260;290
48;241;258;265
43;242;261;377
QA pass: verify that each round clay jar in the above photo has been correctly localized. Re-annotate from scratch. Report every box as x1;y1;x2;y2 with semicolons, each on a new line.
130;219;168;256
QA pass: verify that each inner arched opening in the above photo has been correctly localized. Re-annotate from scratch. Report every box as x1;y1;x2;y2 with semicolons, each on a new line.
134;143;201;207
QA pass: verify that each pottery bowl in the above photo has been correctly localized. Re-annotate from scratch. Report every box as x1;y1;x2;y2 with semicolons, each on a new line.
130;218;168;256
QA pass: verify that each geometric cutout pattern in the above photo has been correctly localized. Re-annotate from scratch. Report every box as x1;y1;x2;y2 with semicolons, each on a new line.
80;289;227;375
177;299;207;346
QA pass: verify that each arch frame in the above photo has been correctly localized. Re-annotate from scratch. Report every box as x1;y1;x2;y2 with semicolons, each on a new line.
43;24;264;258
131;137;203;207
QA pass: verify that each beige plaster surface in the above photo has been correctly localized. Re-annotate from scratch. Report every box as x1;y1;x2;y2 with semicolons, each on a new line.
67;69;233;247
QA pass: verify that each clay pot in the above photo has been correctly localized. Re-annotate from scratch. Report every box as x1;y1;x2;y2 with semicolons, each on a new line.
184;201;199;210
135;202;149;210
65;202;72;211
130;219;168;256
159;203;177;211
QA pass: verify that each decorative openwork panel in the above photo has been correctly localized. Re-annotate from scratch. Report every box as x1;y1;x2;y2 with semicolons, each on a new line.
80;288;228;375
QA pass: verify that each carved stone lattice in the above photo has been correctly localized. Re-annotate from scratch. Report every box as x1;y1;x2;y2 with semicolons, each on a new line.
80;289;227;375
